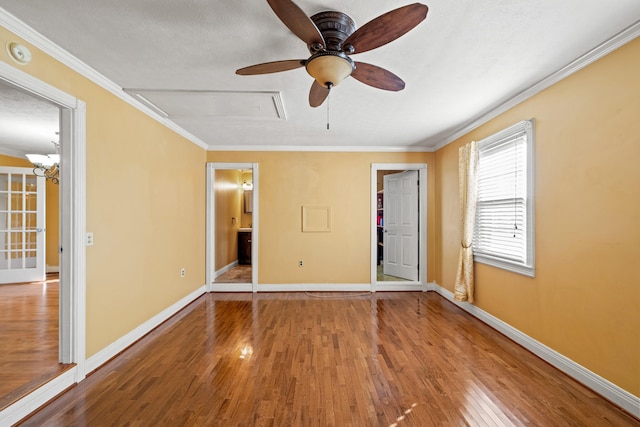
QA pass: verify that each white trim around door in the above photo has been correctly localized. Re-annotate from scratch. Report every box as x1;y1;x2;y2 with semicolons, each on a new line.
206;162;258;292
371;163;427;292
0;61;86;426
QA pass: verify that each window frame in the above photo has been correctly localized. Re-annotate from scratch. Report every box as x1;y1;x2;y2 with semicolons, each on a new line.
473;119;535;277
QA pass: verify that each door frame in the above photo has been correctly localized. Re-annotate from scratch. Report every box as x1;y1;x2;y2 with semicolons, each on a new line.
0;61;87;420
206;162;258;292
371;163;427;291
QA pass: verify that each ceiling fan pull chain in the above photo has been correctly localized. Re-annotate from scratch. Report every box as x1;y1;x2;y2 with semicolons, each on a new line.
326;83;333;130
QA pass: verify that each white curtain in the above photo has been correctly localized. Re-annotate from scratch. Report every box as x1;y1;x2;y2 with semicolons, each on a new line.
454;141;479;302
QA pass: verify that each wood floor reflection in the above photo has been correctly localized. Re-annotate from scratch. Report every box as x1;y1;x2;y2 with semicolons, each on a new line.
0;274;72;411
19;291;638;426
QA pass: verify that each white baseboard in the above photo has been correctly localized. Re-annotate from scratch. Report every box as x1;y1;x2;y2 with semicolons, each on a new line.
375;283;425;292
424;282;438;292
429;283;640;418
212;282;429;293
211;283;253;292
46;265;60;273
0;367;77;426
214;261;238;278
258;283;372;292
85;285;206;374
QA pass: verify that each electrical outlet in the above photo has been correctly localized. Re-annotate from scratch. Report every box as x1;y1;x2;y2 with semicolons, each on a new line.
180;268;185;278
86;232;94;246
299;260;303;267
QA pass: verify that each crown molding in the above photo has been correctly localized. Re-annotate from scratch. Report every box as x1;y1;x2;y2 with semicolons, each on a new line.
0;7;209;151
432;20;640;151
207;144;434;153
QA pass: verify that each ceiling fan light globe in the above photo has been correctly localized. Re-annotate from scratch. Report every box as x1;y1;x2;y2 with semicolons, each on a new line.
26;154;51;168
305;51;354;88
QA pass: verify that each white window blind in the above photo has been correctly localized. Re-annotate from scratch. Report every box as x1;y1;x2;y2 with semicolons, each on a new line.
473;120;535;276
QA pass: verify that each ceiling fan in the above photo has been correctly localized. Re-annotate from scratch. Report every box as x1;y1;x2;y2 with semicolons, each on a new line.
236;0;429;107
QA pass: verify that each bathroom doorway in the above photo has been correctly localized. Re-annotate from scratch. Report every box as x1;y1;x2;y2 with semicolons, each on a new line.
206;163;258;292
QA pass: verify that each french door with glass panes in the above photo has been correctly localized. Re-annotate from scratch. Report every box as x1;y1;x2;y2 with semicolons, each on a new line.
0;167;46;284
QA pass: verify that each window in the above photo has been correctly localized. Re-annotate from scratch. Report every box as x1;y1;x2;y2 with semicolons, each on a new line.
473;119;535;277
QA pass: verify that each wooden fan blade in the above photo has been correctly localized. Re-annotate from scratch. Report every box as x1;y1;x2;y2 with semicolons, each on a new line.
267;0;325;48
343;3;428;55
309;80;330;107
352;62;405;91
236;59;306;75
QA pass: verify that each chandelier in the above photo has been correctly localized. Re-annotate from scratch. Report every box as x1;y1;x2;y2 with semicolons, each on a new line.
26;140;60;184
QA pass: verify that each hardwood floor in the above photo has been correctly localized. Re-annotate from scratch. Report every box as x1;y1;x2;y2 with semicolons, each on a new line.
0;274;72;411
19;292;639;426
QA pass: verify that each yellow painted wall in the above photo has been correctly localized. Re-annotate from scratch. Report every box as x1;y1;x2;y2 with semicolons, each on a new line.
1;27;207;357
241;170;253;228
214;169;242;270
435;38;640;396
207;151;435;284
45;171;59;268
0;154;59;269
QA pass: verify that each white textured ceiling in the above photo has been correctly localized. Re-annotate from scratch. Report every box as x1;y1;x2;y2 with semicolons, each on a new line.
0;0;639;151
0;80;59;157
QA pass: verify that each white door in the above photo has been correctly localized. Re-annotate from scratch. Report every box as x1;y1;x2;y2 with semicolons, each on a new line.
383;170;419;281
0;167;46;284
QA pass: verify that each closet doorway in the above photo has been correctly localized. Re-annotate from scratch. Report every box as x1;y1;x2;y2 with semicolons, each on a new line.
371;164;427;291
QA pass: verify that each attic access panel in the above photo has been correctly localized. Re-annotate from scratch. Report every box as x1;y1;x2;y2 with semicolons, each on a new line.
124;89;286;120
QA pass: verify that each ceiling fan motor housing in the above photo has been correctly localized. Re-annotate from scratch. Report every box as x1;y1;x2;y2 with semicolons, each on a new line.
310;11;356;53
